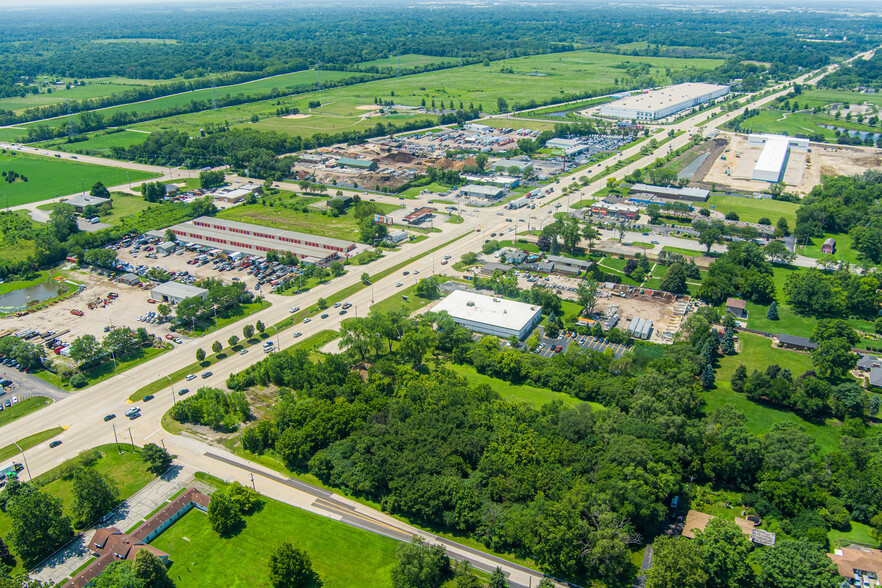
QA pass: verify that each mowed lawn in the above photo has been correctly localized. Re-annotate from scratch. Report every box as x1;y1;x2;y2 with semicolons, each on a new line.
798;232;863;265
708;332;842;453
356;54;459;69
705;194;800;226
744;266;876;340
445;362;602;410
38;129;151;154
0;152;158;206
151;500;398;588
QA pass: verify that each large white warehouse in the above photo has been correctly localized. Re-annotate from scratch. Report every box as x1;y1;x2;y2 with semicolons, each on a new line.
433;290;542;340
598;83;729;121
748;134;810;182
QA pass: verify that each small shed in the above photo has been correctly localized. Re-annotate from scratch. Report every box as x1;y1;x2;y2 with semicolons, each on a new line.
119;273;141;286
725;298;748;319
821;237;836;255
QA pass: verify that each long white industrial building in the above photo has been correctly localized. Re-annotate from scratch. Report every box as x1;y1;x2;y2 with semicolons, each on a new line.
433;290;542;340
748;134;810;182
599;83;729;121
169;216;356;264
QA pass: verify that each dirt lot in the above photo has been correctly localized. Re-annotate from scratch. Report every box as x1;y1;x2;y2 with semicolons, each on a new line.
701;133;882;194
595;292;681;343
1;266;176;352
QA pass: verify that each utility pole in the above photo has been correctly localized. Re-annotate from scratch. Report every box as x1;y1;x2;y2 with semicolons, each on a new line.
164;374;176;404
128;428;135;451
12;442;31;482
161;438;167;452
112;423;120;453
250;472;256;491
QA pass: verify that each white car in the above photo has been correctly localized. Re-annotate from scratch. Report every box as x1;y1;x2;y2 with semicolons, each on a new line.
395;282;402;287
303;317;311;323
239;349;248;355
10;396;17;405
293;332;302;338
289;307;300;313
185;374;197;381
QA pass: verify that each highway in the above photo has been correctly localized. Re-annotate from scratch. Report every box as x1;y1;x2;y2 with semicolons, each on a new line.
0;46;875;585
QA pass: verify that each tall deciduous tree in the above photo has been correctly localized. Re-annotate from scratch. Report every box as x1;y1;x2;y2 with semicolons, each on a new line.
645;536;707;588
141;443;172;475
391;537;450;588
7;490;73;567
268;542;315;588
208;491;242;536
131;549;174;588
752;539;838;588
71;469;118;527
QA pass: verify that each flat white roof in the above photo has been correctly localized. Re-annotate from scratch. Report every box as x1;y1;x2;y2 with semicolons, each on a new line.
433;291;541;331
601;83;728;114
460;184;504;196
755;139;790;175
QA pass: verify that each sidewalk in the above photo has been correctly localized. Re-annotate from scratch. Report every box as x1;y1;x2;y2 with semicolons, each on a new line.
31;462;196;585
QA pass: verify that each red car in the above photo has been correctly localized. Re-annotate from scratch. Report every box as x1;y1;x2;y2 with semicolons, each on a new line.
440;260;448;265
554;345;563;353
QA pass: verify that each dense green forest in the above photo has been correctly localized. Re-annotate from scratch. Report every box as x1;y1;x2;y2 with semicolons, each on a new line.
819;53;882;89
209;306;879;586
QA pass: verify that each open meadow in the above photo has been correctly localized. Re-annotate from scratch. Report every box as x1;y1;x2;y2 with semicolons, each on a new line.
124;51;723;138
37;129;151;154
0;77;167;114
0;151;158;206
705;194;800;226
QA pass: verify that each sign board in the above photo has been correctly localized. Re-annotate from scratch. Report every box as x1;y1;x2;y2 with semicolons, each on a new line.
374;214;394;225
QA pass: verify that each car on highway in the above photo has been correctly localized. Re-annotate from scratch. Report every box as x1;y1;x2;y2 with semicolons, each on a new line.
440;260;448;265
125;407;140;417
201;371;212;378
320;313;329;319
402;271;409;276
413;270;419;275
177;388;189;396
293;332;302;338
49;441;62;448
239;349;248;355
289;306;300;313
142;394;154;402
104;414;116;421
333;302;342;308
339;310;347;315
303;318;311;323
185;374;196;381
395;282;402;287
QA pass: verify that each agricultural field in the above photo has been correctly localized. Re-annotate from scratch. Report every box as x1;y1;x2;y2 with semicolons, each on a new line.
705;194;800;226
0;127;31;142
22;69;362;130
150;496;398;588
216;198;398;242
37;129;150;154
0;151;159;207
125;51;723;137
244;111;439;139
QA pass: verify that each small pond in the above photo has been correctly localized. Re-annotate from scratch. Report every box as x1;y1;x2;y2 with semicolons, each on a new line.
818;125;882;142
0;282;65;313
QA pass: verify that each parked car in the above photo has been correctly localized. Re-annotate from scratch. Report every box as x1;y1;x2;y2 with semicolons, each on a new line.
320;313;329;319
49;441;62;448
104;414;116;421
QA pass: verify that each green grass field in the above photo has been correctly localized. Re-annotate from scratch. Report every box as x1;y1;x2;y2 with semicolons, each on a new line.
706;194;800;226
366;283;437;316
38;130;151;154
0;127;32;142
23;70;363;130
150;498;398;588
217;199;397;242
37;191;152;225
0;80;160;114
798;232;864;265
244;111;439;139
0;396;51;428
124;51;722;137
709;332;842;453
0;152;158;206
744;266;876;339
445;362;601;410
829;520;879;549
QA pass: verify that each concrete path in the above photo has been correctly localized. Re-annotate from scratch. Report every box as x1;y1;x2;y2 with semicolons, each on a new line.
31;462;196;585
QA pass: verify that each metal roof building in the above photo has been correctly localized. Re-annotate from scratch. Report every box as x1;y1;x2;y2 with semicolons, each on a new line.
433;290;542;340
630;183;710;202
150;282;208;305
169;217;356;264
336;157;377;170
459;184;505;199
748;134;810;183
599;83;729;121
65;194;112;211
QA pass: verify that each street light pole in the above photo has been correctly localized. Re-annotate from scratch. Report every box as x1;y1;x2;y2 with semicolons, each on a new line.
164;374;176;404
112;423;120;453
128;428;135;451
12;442;31;482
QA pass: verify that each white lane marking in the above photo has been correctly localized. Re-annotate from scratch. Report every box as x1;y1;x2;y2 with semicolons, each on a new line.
144;427;163;440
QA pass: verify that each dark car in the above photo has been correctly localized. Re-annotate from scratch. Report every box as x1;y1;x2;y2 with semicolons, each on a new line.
339;310;347;315
320;313;329;319
103;414;116;421
177;388;189;396
49;441;62;448
142;394;155;402
201;371;212;378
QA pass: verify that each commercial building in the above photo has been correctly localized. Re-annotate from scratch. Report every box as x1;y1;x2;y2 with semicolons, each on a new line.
156;241;176;255
748;134;810;183
118;273;141;286
213;187;259;204
336;157;377;170
546;255;594;275
65;194;112;212
630;183;710;202
433;290;542;340
590;201;640;220
385;229;409;244
459;184;505;199
598;83;729;121
169;216;356;264
544;138;590;157
464;123;492;133
150;281;208;305
403;207;436;224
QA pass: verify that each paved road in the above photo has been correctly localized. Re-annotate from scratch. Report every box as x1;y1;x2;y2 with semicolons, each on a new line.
0;47;875;585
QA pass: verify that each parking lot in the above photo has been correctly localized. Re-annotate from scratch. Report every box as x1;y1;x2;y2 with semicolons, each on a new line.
535;329;630;358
